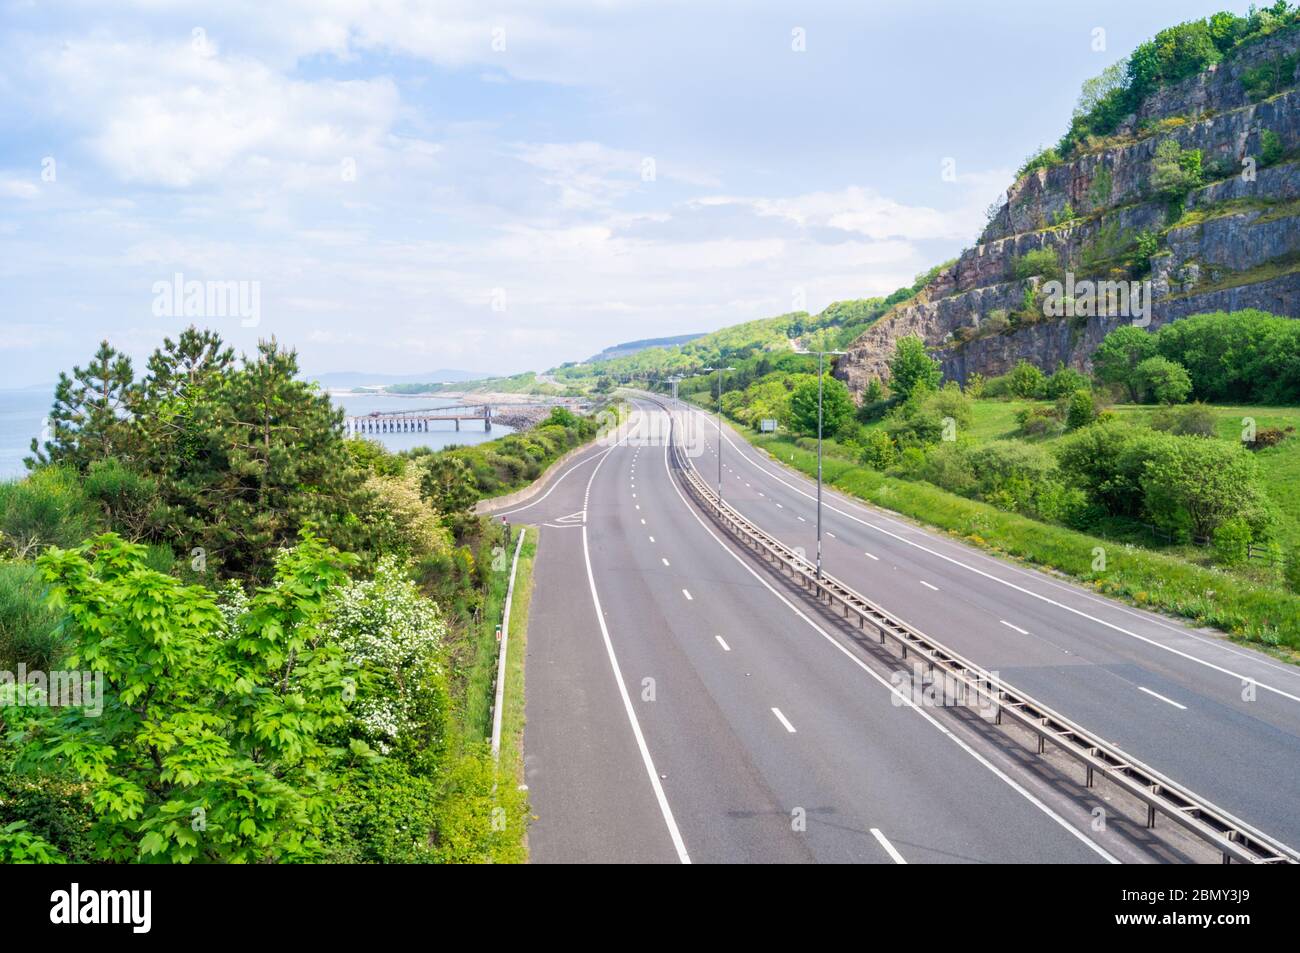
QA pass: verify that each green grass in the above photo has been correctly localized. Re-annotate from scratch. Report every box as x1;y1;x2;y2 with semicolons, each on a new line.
863;398;1300;553
743;428;1300;658
500;528;537;860
461;537;514;743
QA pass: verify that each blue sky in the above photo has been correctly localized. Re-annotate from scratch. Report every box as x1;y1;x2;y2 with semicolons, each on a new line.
0;0;1238;386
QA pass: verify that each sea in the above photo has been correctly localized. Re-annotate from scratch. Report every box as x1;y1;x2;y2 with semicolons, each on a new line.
0;389;513;481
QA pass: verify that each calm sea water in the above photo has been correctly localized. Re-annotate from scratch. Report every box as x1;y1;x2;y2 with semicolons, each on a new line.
0;389;513;481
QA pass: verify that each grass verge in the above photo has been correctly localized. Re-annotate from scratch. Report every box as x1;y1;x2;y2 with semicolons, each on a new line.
499;527;537;861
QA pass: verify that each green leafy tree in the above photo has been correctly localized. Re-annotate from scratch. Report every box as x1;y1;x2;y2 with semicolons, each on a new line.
1150;139;1203;199
888;337;942;400
1142;438;1274;541
1135;356;1193;404
1092;325;1158;401
6;532;358;863
789;374;852;438
28;341;137;471
1007;360;1047;399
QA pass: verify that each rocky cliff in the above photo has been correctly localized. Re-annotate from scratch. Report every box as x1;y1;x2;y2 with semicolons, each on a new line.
838;27;1300;397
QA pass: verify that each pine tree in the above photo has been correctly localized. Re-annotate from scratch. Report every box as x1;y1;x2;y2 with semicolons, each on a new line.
27;340;137;471
173;339;368;579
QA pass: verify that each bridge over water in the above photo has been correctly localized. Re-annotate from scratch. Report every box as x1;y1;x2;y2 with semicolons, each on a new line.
345;404;492;434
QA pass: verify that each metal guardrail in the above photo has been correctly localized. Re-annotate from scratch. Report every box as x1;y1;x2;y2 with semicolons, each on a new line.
657;396;1299;865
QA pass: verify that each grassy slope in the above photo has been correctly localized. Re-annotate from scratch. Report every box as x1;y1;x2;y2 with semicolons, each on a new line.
726;417;1300;658
861;399;1300;551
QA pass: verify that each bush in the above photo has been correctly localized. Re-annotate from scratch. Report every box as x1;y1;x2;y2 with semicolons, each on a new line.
1013;249;1062;281
0;561;64;670
1055;419;1157;518
1142;436;1275;542
321;556;451;763
1285;547;1300;595
1018;146;1063;178
1017;404;1064;437
918;443;977;496
1007;360;1047;399
1135;356;1192;404
1261;128;1286;166
1066;389;1098;430
1150;402;1217;437
81;459;162;541
1212;518;1252;567
1150;139;1203;200
1045;365;1091;399
860;430;896;470
1248;426;1294;449
967;441;1059;505
0;468;99;559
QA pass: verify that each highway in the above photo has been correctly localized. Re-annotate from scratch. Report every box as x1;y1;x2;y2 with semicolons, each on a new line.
493;399;1196;863
662;394;1300;854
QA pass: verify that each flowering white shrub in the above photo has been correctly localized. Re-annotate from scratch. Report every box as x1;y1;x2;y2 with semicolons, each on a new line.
319;556;448;753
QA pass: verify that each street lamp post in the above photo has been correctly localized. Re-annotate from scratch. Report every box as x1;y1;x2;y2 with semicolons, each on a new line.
794;348;846;578
701;365;735;503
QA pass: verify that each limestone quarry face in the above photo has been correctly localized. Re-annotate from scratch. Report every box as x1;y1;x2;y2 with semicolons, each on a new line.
838;30;1300;399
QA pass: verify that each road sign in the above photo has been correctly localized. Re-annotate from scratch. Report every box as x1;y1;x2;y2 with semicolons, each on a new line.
760;418;778;432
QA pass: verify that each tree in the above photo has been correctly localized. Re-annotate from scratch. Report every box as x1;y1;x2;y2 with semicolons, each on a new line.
1142;437;1273;541
7;532;358;863
163;339;369;580
1092;325;1158;401
1074;59;1129;120
28;341;137;471
1150;139;1202;200
789;374;852;438
888;337;942;399
419;454;479;524
1135;356;1192;404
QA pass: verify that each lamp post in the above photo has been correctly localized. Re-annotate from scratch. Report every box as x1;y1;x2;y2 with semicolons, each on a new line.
794;348;846;578
701;365;735;503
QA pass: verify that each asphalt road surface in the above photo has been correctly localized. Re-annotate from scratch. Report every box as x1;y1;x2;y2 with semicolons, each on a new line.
488;399;1225;863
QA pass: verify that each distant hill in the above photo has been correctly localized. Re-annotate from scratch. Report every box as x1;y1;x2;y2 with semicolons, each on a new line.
548;276;945;388
585;333;705;363
307;369;492;390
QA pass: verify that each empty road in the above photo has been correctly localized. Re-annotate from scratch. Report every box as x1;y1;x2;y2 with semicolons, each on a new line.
491;400;1191;863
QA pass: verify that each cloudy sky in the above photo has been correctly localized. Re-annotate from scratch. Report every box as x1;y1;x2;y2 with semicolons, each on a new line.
0;0;1229;386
